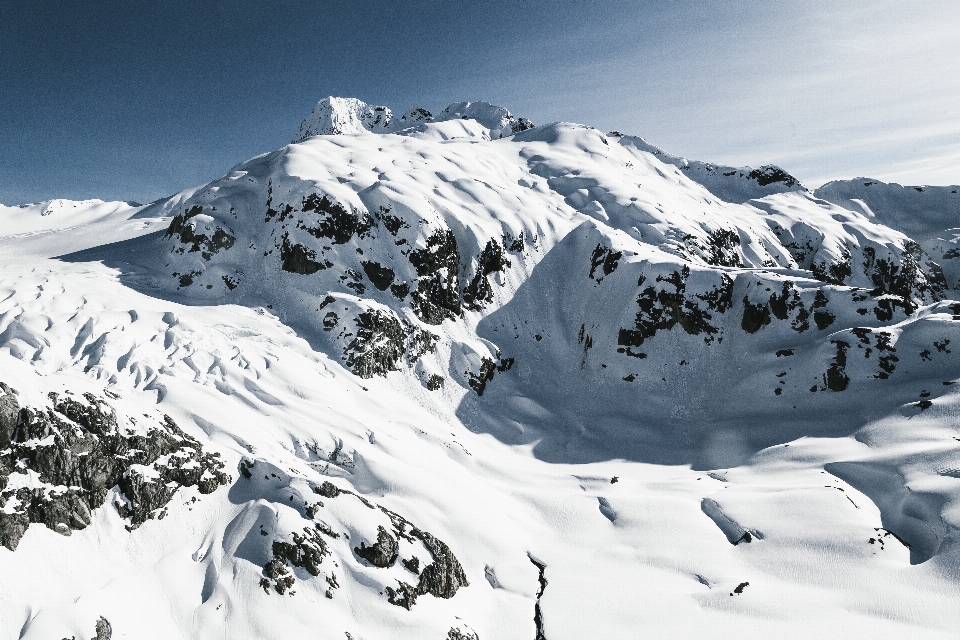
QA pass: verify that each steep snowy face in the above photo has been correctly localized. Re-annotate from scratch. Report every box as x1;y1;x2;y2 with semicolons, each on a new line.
815;179;960;239
816;179;960;289
431;100;535;139
615;133;807;204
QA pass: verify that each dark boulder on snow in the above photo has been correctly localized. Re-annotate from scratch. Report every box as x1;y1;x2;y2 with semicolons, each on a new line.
354;525;399;567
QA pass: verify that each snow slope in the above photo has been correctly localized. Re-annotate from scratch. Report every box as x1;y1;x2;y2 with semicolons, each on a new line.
815;179;960;290
3;99;960;639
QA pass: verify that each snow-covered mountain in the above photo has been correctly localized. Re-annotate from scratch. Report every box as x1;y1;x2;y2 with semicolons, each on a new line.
3;98;960;639
293;97;534;142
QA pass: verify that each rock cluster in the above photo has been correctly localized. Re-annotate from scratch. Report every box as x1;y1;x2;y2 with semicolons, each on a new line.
0;383;230;550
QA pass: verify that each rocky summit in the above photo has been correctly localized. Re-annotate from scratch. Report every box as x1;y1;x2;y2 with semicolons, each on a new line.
2;98;960;639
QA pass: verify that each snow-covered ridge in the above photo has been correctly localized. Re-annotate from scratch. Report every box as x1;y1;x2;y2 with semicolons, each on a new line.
6;96;960;639
613;132;807;204
815;178;960;289
293;96;534;142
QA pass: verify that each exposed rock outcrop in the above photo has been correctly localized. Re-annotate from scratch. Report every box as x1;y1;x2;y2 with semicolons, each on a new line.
0;385;230;550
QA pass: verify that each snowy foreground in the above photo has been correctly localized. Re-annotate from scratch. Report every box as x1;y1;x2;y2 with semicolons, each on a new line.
2;98;960;639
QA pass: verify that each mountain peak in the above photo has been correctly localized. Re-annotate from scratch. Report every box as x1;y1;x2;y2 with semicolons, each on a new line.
293;96;534;142
292;96;395;141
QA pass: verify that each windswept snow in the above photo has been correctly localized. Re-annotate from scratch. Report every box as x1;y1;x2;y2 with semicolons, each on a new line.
3;98;960;639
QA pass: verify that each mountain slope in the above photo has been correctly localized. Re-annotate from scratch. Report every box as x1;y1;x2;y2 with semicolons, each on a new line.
3;99;960;639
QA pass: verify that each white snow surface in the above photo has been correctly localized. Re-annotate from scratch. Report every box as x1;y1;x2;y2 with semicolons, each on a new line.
3;99;960;639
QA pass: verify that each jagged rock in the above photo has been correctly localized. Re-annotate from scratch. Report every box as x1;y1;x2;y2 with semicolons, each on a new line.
165;205;236;260
618;266;733;349
0;382;19;450
314;481;342;498
413;529;469;599
403;556;420;574
704;228;743;268
338;308;438;378
314;490;468;609
748;166;799;187
468;357;497;396
463;239;510;310
588;244;621;281
280;236;328;274
386;580;419;610
299;193;373;245
361;260;395;291
409;228;462;324
262;524;332;593
354;525;399;567
824;341;851;391
0;388;230;550
343;310;407;378
94;616;112;640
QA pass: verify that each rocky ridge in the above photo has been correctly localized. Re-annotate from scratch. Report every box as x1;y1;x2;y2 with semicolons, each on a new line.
0;382;230;550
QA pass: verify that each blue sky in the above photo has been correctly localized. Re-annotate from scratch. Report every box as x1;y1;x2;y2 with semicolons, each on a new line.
2;1;958;205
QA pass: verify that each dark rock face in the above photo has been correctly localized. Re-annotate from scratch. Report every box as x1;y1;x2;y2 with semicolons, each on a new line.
738;282;840;336
314;481;342;498
447;627;480;640
403;556;421;573
618;267;733;349
741;296;772;333
357;502;467;609
354;525;399;567
340;310;438;379
343;310;407;378
0;385;230;550
0;382;18;450
529;554;548;640
409;229;462;324
94;616;112;640
261;525;333;594
705;229;743;268
811;251;852;286
361;260;396;291
588;244;621;282
414;529;469;599
824;341;850;391
467;354;513;396
280;236;329;274
260;482;468;607
374;205;409;236
863;242;945;301
504;231;525;253
747;165;798;187
165;205;237;261
468;357;497;396
463;239;511;310
299;193;373;245
848;327;901;380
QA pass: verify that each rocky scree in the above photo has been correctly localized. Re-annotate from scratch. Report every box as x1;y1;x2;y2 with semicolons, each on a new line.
257;480;468;607
0;384;230;551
